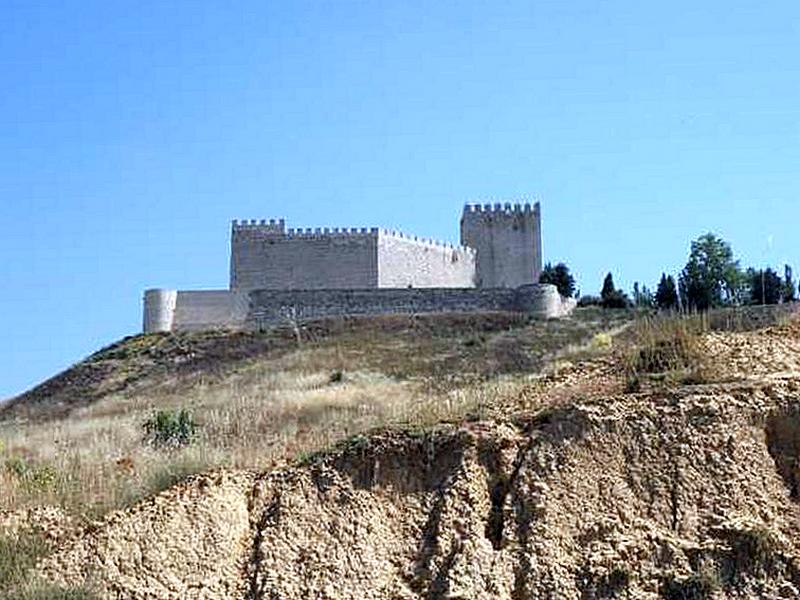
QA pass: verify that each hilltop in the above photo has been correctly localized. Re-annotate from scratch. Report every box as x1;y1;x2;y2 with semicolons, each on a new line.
3;306;800;598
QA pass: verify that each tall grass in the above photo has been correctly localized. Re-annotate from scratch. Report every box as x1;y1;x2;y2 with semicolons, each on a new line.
623;313;720;390
0;309;631;520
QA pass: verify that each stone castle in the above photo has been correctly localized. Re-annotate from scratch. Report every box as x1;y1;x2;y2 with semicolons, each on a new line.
143;202;574;333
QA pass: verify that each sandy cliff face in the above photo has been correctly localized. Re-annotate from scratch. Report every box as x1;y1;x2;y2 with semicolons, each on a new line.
7;317;797;598
39;376;800;598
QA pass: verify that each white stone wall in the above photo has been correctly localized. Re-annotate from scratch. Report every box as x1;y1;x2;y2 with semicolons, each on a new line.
460;203;543;288
143;289;178;333
172;291;250;331
376;231;476;288
230;224;379;291
142;284;575;333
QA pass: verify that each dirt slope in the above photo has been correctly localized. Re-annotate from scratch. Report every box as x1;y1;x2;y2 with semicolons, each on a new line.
37;348;800;596
9;309;800;598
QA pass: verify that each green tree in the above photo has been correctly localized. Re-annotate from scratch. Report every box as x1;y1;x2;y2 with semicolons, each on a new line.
749;267;784;305
655;274;680;311
632;282;654;308
601;273;630;309
783;265;797;302
539;262;576;298
679;233;743;311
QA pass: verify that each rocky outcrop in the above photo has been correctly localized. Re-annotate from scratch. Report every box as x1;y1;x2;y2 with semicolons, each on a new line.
37;376;800;598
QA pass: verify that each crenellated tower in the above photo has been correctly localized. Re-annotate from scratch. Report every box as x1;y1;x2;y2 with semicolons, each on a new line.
460;202;542;288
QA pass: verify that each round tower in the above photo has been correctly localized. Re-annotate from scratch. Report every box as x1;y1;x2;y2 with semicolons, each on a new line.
143;289;178;333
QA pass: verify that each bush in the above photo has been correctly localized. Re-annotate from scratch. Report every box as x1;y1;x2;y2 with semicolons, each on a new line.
661;572;719;600
0;532;50;593
601;273;631;309
578;295;602;307
731;526;776;574
624;315;716;390
539;262;576;298
4;457;58;491
591;332;613;351
142;409;197;450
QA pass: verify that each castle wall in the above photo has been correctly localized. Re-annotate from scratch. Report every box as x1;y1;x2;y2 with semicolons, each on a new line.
172;290;250;331
230;222;379;291
143;284;574;333
143;289;178;333
247;288;518;327
376;231;476;288
460;203;543;288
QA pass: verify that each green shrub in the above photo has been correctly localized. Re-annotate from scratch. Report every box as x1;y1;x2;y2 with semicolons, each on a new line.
142;409;197;450
4;458;58;492
578;295;603;307
0;532;50;593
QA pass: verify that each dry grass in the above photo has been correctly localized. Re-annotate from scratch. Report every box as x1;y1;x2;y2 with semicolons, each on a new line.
622;314;711;390
618;311;750;392
0;309;629;520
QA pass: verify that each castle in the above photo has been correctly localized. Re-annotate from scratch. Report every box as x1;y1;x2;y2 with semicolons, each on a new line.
143;202;574;333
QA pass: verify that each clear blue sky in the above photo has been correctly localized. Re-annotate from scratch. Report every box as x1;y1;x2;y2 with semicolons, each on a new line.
1;1;798;399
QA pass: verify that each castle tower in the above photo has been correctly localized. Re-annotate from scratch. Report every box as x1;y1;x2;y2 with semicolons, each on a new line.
460;202;543;288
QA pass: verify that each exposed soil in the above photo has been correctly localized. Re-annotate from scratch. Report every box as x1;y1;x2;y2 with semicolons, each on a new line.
5;307;800;598
22;313;800;599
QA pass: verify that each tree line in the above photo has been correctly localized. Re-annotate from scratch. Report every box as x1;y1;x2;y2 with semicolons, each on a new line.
539;232;798;310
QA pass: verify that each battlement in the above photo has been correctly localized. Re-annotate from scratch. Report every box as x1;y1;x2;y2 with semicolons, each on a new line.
284;226;379;238
146;200;553;331
463;201;540;215
460;200;543;288
378;228;475;254
232;219;473;253
232;218;286;228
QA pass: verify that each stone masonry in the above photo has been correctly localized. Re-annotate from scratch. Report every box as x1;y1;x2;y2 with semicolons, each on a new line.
460;202;543;288
230;221;476;291
143;202;569;333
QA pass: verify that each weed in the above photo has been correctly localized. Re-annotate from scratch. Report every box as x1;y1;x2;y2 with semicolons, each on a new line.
578;564;631;597
731;526;776;574
591;332;613;351
1;585;97;600
142;409;197;450
143;459;206;498
661;570;719;600
623;314;717;390
4;458;58;492
0;531;50;593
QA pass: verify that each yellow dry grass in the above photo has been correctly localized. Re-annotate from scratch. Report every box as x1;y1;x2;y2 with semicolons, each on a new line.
0;309;633;520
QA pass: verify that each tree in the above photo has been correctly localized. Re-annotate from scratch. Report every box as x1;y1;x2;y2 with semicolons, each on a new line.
539;262;576;298
632;282;654;308
655;274;680;311
601;273;616;301
678;233;743;311
783;265;797;302
748;267;783;305
601;273;630;309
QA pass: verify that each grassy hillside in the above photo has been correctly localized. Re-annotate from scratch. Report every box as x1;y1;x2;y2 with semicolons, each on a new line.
0;309;629;519
4;305;799;599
